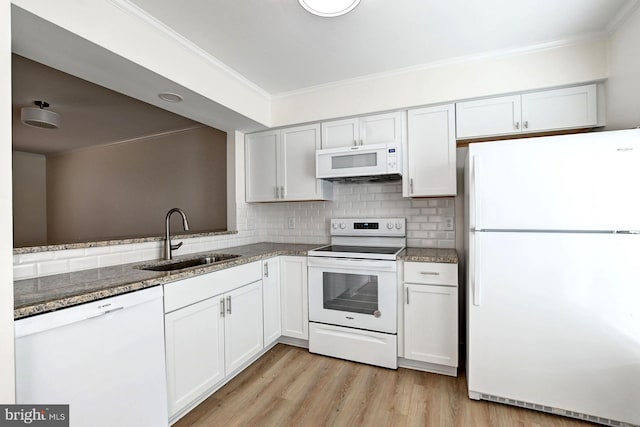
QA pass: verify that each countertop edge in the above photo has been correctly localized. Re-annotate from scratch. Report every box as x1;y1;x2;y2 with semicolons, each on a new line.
14;246;311;320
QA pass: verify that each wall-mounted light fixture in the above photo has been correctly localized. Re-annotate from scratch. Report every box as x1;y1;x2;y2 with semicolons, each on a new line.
21;100;61;129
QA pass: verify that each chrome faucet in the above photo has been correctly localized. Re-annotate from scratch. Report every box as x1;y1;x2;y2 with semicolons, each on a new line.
164;208;190;260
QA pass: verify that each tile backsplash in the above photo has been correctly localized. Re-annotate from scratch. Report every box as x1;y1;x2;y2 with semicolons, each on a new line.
249;182;455;248
14;182;454;280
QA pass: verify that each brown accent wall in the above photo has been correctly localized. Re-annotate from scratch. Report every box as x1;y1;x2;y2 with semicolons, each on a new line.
12;151;47;246
45;126;227;244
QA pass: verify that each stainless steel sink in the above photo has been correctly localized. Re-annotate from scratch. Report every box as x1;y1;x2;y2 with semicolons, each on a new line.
140;254;241;272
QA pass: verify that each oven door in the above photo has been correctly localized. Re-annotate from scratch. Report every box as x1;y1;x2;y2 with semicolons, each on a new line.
308;257;397;334
316;143;397;179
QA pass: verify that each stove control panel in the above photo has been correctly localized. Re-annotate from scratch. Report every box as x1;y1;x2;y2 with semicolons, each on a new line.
330;218;406;237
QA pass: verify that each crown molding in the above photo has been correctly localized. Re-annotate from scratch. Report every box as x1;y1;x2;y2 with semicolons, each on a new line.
606;0;640;33
107;0;271;100
272;33;608;99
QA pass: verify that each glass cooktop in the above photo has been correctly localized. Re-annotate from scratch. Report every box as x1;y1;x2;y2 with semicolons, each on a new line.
311;245;403;255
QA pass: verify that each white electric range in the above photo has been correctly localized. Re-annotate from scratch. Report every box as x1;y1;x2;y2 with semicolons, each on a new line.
307;218;406;369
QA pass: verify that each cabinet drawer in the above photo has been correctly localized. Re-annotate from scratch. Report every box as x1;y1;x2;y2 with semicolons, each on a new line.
404;262;457;286
164;262;262;313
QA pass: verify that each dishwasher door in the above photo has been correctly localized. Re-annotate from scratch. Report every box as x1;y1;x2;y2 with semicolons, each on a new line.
15;286;168;427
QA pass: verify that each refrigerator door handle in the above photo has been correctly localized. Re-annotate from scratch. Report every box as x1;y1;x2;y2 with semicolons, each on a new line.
473;232;481;306
472;155;481;231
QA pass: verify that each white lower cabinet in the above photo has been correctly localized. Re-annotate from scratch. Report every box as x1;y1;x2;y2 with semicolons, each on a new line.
280;256;308;340
224;281;264;374
262;257;281;345
165;297;225;417
402;262;458;373
163;262;263;420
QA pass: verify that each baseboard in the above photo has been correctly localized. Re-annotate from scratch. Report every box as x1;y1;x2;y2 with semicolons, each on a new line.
398;358;458;377
277;336;309;348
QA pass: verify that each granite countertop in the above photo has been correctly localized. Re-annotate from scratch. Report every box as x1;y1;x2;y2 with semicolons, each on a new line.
14;242;319;320
399;247;458;264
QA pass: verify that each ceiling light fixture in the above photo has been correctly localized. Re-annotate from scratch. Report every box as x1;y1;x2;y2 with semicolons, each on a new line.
21;101;61;129
298;0;361;17
158;92;183;103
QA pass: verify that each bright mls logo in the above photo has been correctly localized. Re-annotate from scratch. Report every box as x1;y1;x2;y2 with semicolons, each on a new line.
0;405;68;426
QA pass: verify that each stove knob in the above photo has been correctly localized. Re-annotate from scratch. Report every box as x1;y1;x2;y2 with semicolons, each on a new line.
395;222;402;230
332;222;338;229
386;223;393;230
339;223;346;229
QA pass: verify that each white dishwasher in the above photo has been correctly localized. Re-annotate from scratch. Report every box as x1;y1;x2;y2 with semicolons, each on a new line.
15;286;168;427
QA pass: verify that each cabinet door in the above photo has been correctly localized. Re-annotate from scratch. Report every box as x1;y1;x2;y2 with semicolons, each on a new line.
321;118;359;148
165;297;225;417
224;281;263;375
280;256;308;340
360;111;403;146
262;257;281;345
521;84;597;132
456;95;522;139
245;130;280;202
404;283;458;367
406;104;456;197
281;124;323;200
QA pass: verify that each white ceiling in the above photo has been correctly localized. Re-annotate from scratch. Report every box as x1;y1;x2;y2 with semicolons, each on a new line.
128;0;633;94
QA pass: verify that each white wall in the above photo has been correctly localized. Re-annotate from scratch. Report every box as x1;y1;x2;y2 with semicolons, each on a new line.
606;6;640;130
1;0;15;404
271;40;608;127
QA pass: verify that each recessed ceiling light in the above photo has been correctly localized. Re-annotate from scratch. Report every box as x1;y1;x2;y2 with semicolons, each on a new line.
158;92;183;103
298;0;361;17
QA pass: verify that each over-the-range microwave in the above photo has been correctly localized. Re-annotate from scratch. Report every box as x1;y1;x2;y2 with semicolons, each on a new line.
315;143;402;183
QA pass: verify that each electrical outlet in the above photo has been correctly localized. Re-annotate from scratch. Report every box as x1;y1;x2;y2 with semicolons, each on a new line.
443;217;454;231
288;217;295;229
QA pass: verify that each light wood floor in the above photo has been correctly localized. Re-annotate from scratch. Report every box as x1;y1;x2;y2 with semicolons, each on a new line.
175;344;595;427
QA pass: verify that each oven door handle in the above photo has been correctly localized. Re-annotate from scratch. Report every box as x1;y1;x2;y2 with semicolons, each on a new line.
307;257;397;271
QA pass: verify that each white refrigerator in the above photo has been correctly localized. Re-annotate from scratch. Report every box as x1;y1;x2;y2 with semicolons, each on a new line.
465;129;640;426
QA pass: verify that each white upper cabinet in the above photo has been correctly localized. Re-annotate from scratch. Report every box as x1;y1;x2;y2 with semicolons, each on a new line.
456;84;599;140
321;112;403;148
245;124;332;202
405;104;456;197
359;112;403;146
321;118;359;148
245;130;280;202
521;85;597;132
456;95;521;139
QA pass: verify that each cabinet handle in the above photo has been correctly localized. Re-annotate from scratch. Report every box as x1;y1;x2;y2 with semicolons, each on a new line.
280;186;285;199
406;287;410;305
360;139;364;146
264;261;269;278
353;139;357;146
523;120;529;129
410;178;414;194
220;298;225;317
226;295;232;315
420;271;440;276
514;122;520;130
